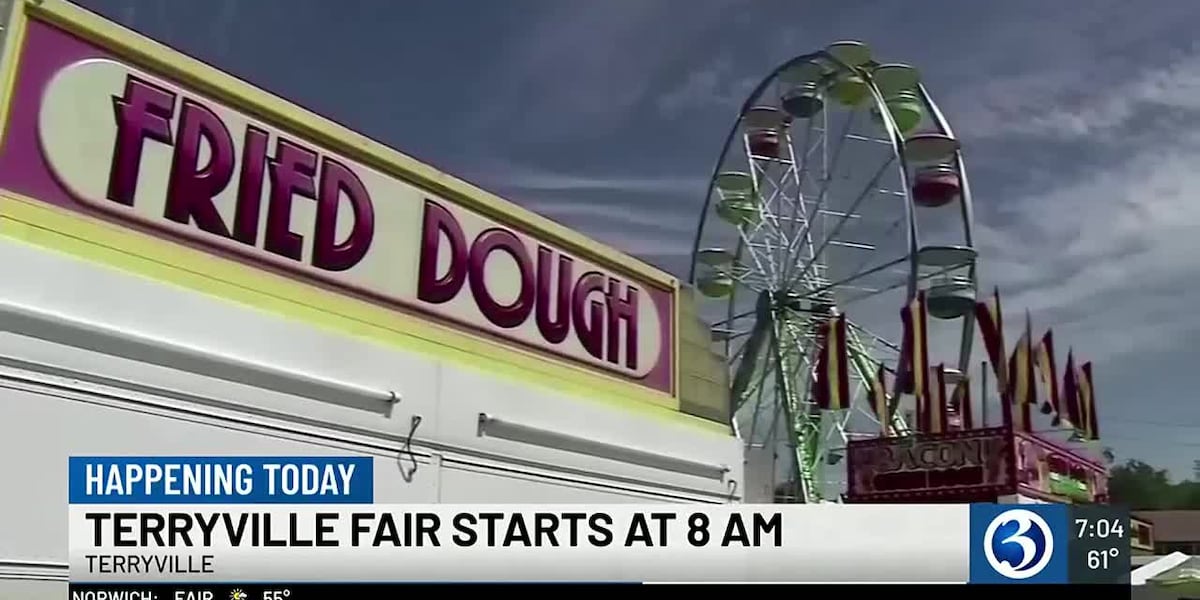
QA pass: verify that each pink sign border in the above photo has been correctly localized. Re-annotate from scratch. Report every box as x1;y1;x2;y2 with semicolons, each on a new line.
0;17;676;395
845;427;1018;502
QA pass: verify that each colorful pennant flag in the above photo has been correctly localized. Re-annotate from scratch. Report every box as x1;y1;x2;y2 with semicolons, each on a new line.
813;314;850;410
1034;329;1061;423
973;287;1009;397
1062;349;1082;430
1006;311;1037;432
1079;361;1099;440
897;292;931;424
870;364;890;436
929;364;949;434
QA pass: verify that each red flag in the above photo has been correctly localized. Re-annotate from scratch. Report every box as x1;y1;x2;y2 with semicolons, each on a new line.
1034;329;1061;422
813;314;850;410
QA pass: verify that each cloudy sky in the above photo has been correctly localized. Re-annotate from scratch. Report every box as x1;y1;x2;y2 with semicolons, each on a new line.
76;0;1200;480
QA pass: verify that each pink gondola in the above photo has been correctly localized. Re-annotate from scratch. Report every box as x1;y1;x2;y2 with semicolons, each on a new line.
911;164;960;207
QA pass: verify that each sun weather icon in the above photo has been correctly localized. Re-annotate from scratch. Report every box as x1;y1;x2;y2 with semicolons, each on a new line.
229;589;247;600
982;508;1055;580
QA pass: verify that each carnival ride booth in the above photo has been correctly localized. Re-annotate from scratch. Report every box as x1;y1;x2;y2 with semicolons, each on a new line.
844;426;1109;505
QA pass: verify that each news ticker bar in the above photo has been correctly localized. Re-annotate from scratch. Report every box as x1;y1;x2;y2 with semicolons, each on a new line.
66;583;1135;599
68;504;1133;584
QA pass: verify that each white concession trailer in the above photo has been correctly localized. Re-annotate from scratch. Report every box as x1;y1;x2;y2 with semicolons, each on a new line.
0;0;742;596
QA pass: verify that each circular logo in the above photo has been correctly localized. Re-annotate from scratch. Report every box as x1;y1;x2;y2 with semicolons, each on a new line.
982;508;1054;579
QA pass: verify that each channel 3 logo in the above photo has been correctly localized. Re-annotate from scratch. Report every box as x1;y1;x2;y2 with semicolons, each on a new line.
969;504;1067;584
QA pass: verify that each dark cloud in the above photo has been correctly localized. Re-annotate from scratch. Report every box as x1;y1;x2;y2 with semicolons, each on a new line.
77;0;1200;479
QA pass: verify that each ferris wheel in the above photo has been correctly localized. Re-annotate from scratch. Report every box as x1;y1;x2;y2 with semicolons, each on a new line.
688;41;980;503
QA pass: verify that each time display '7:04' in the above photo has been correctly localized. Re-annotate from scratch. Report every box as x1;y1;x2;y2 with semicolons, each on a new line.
1074;518;1126;539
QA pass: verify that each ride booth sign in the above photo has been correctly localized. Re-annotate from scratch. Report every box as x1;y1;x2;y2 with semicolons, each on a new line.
845;427;1109;504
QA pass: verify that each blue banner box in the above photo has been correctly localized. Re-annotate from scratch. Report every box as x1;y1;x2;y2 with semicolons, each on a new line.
69;456;375;504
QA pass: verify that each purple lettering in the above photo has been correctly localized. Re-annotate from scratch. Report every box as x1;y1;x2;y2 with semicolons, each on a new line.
313;157;375;271
264;138;317;261
605;278;639;370
232;125;269;246
163;99;234;237
108;77;176;206
572;272;606;360
416;200;467;303
535;247;572;344
413;201;645;369
103;74;378;272
100;75;652;374
468;228;534;329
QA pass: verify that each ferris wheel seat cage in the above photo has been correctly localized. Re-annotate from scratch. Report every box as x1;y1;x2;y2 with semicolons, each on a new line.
781;93;824;120
927;281;977;320
917;245;977;268
825;40;872;67
715;171;755;194
743;106;789;129
904;132;961;164
873;63;921;97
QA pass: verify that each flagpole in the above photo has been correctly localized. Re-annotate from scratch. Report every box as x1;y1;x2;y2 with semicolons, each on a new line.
980;360;989;427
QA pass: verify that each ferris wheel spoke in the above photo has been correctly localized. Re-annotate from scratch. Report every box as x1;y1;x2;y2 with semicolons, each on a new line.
813;128;892;146
834;213;907;291
844;326;909;437
745;346;810;443
748;153;804;282
795;254;908;302
727;331;762;372
784;155;896;292
777;112;862;284
730;308;774;404
775;118;826;271
846;320;902;356
734;225;780;285
710;307;757;329
785;145;895;274
839;260;970;306
790;116;818;190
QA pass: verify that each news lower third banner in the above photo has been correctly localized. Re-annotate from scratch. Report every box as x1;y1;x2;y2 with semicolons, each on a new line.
67;456;1132;586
